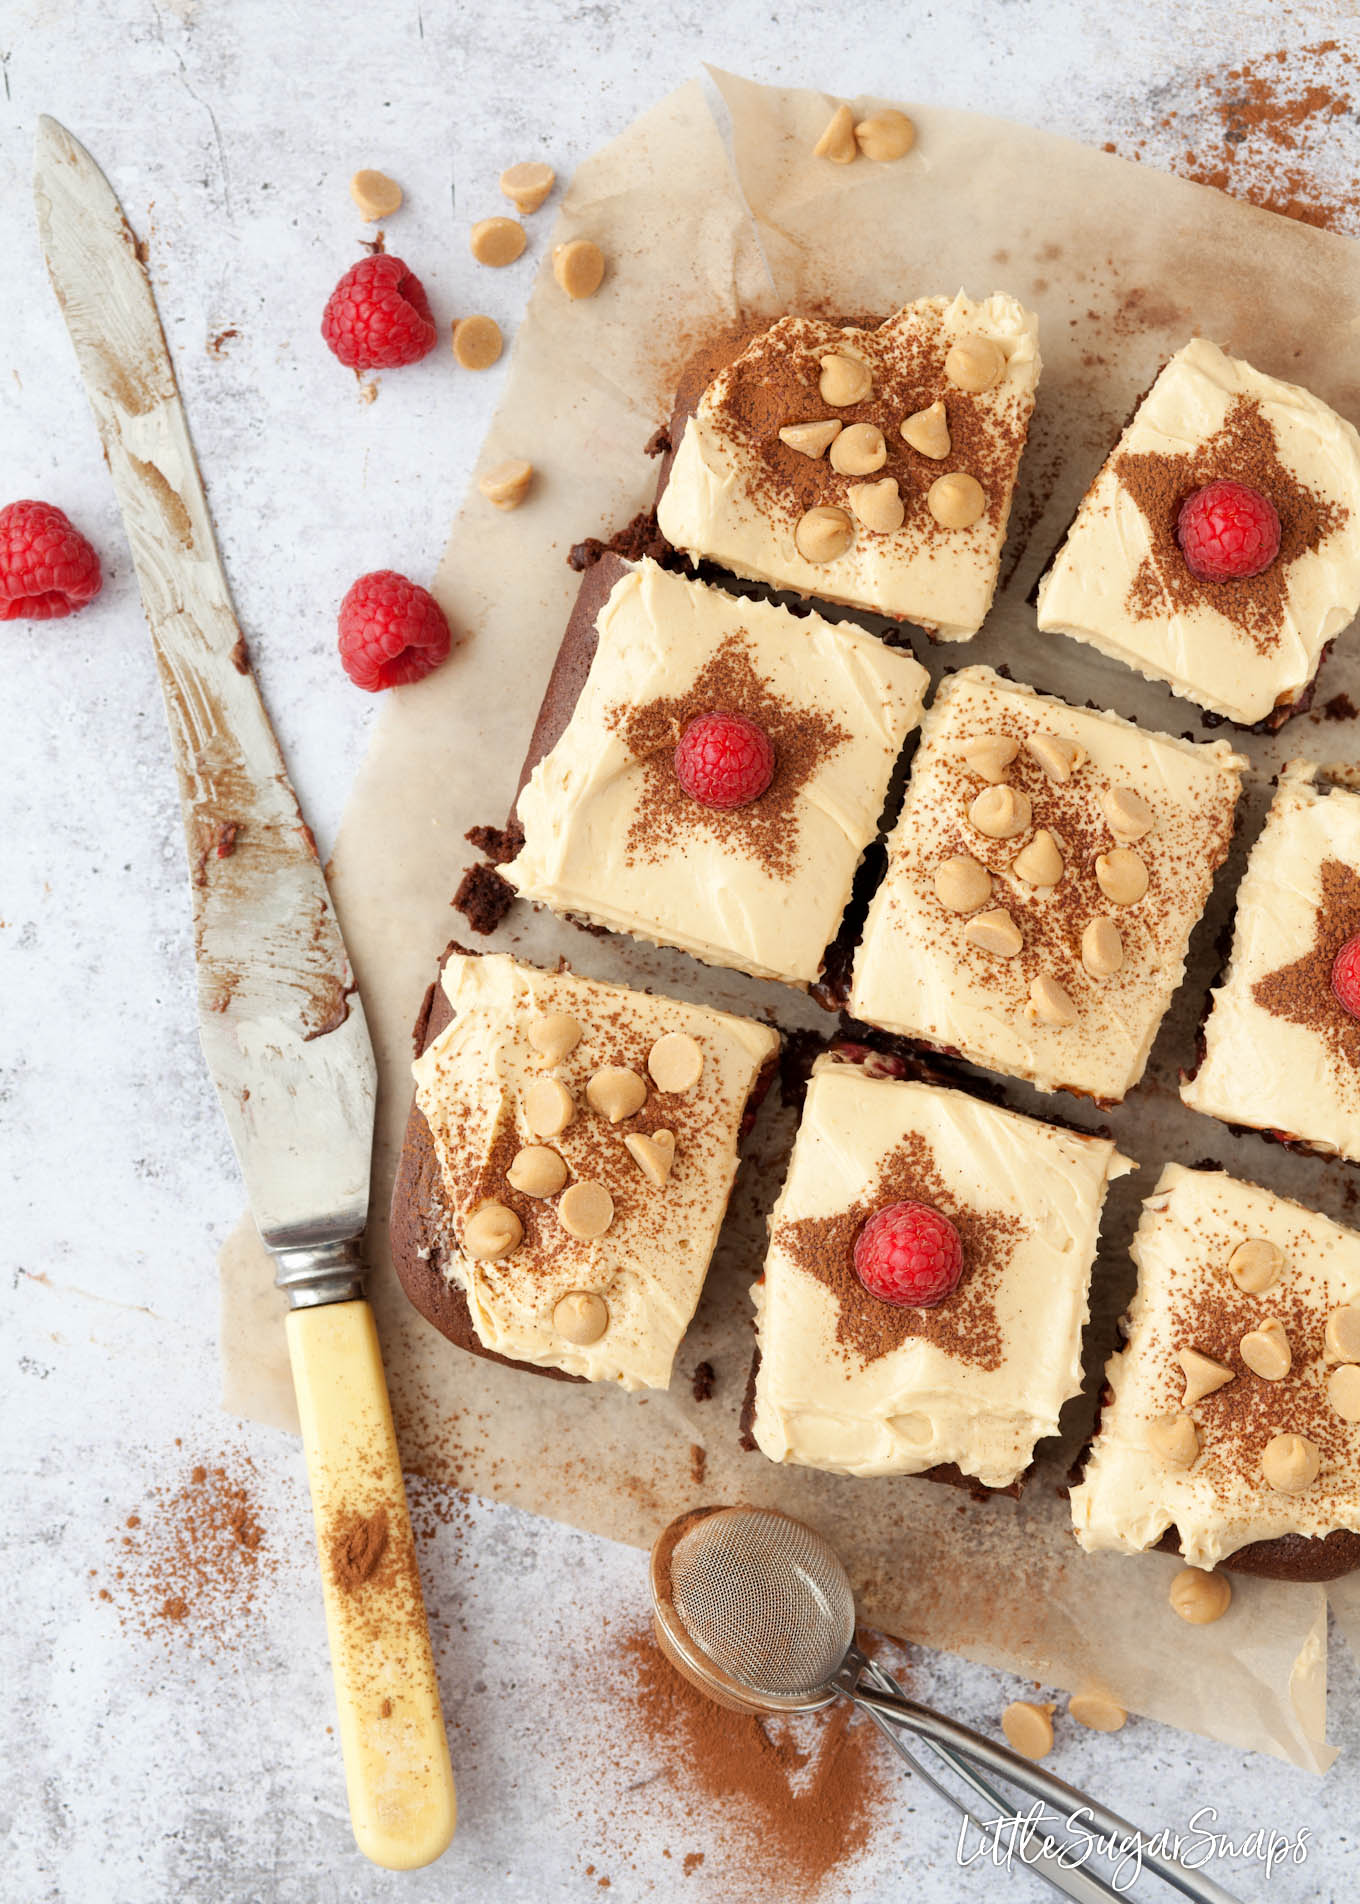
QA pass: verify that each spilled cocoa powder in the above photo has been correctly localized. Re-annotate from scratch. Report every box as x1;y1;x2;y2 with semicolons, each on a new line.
330;1506;390;1592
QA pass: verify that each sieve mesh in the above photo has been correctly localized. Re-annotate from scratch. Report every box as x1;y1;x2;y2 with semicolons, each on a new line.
667;1508;856;1698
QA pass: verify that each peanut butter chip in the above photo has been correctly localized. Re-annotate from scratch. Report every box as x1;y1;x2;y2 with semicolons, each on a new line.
944;335;1006;394
1328;1365;1360;1422
349;168;403;222
900;400;950;459
829;422;888;475
524;1076;575;1139
1101;786;1154;842
479;459;533;510
778;419;842;459
1081;918;1124;979
553;1290;609;1346
1228;1237;1283;1295
819;353;873;405
558;1179;614;1240
470;215;526;266
553;238;606;299
1169;1568;1232;1625
1025;732;1085;783
847;477;905;533
813;103;857;164
1069;1694;1126;1734
1178;1347;1234;1407
934;855;992;914
854;109;917;162
463;1201;522;1260
927;472;985;529
969;784;1031;840
795;505;854;563
585;1065;648;1124
506;1145;568;1199
1324;1304;1360;1362
1012;828;1064;887
1026;974;1076;1027
527;1012;582;1062
1261;1432;1320;1494
964;907;1022;958
624;1129;676;1188
648;1032;704;1093
1147;1413;1200;1468
962;735;1018;783
1095;848;1148;906
1240;1317;1291;1382
500;160;555;214
1001;1702;1054;1760
453;314;503;370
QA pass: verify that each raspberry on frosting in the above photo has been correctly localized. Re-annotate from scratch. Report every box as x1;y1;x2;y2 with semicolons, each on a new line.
0;500;102;621
1332;933;1360;1021
337;569;451;691
673;709;775;810
321;255;438;370
1176;479;1281;582
853;1199;964;1308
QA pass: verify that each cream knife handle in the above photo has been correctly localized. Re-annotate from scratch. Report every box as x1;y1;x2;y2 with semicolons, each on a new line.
286;1300;456;1871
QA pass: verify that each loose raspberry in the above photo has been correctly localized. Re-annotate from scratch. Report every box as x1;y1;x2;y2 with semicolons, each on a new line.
1176;480;1281;582
853;1200;964;1309
1333;933;1360;1020
321;255;438;370
674;710;775;809
337;570;451;691
0;501;102;621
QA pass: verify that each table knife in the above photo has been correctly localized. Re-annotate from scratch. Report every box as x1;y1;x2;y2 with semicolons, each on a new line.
33;115;456;1872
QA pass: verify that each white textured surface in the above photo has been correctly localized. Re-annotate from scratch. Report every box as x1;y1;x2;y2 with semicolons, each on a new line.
4;3;1360;1899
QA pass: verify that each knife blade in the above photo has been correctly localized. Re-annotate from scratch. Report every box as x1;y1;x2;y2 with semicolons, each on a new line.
34;116;456;1869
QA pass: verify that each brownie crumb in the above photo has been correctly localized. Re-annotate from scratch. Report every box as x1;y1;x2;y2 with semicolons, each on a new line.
465;821;524;865
1324;692;1358;722
644;424;672;459
452;862;516;935
688;1445;707;1486
568;510;674;573
690;1361;715;1403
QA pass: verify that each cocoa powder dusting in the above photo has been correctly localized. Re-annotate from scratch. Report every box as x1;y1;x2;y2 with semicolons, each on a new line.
1252;858;1360;1081
330;1506;390;1593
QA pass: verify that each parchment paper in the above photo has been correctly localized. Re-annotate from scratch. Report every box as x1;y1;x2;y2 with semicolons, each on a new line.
220;71;1360;1773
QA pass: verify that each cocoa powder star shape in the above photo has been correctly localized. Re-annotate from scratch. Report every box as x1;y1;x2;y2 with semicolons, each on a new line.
1251;857;1360;1073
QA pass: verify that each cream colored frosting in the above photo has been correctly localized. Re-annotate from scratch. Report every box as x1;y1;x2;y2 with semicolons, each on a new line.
412;952;778;1389
751;1063;1133;1486
850;666;1245;1103
1036;337;1360;725
506;558;928;985
1071;1163;1360;1567
1182;760;1360;1159
656;293;1041;640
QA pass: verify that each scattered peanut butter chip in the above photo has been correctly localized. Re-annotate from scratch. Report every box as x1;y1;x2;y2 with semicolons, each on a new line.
1101;786;1154;842
527;1011;582;1062
927;471;985;529
350;168;403;222
500;160;555;214
1178;1347;1234;1407
525;1076;575;1138
830;422;888;475
558;1180;614;1241
648;1032;704;1093
853;109;917;162
470;215;527;266
463;1200;522;1260
1026;974;1076;1027
778;419;842;459
1328;1364;1360;1422
1025;731;1085;783
1261;1432;1320;1494
795;504;855;563
553;238;606;299
452;314;503;369
1169;1568;1231;1625
586;1065;648;1124
1324;1303;1360;1362
506;1145;569;1199
1240;1317;1291;1382
1001;1701;1055;1760
624;1128;676;1188
1228;1237;1283;1295
934;854;991;914
963;907;1023;958
847;477;905;533
1147;1413;1200;1469
900;399;950;459
944;335;1005;393
962;734;1018;783
1068;1694;1126;1734
819;353;873;405
969;784;1031;840
553;1289;609;1345
1081;917;1124;979
479;459;534;510
1095;848;1148;906
1012;828;1064;888
813;103;857;164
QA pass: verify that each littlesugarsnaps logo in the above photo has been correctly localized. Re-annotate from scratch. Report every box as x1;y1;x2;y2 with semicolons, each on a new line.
956;1804;1310;1891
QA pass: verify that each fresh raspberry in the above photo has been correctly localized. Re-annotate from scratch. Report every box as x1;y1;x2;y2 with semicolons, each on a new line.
1333;934;1360;1020
853;1200;964;1309
673;710;775;809
321;255;438;370
1176;480;1281;582
337;570;451;691
0;501;102;621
